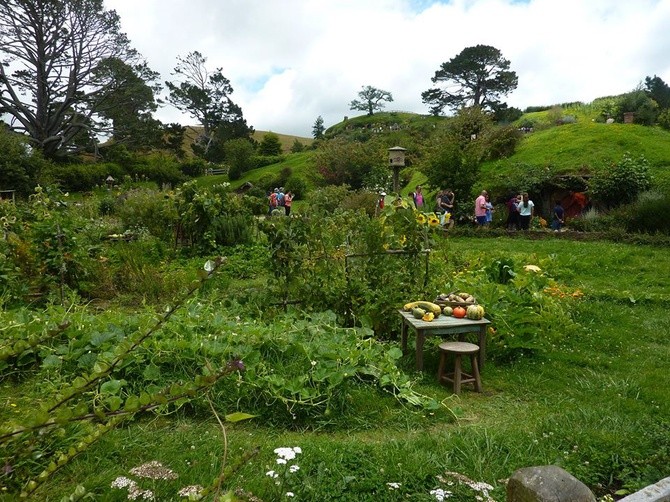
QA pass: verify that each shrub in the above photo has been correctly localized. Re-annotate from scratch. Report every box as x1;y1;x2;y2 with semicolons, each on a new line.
588;153;652;209
305;185;352;216
251;154;285;169
175;181;255;252
258;132;282;156
290;139;305;153
98;197;117;216
482;124;522;160
0;127;49;196
179;158;207;177
625;190;670;234
241;194;267;216
225;138;255;180
115;188;179;243
46;162;123;192
131;159;186;188
284;176;307;200
340;191;378;216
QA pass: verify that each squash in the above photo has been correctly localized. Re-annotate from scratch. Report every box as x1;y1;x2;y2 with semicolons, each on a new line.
422;312;435;322
442;306;453;316
412;307;426;319
466;304;485;320
452;306;466;318
403;301;442;315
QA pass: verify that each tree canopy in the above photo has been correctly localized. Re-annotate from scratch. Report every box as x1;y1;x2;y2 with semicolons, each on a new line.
165;51;252;158
0;0;151;159
93;57;163;150
644;75;670;110
313;116;325;139
422;45;518;115
349;86;393;116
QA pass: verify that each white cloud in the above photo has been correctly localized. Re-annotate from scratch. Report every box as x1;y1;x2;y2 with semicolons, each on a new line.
104;0;670;136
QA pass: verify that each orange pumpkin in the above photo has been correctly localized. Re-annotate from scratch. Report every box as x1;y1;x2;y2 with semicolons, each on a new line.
452;306;467;318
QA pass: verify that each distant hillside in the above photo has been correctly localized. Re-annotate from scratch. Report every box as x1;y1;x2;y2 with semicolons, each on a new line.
183;126;313;156
251;130;314;151
203;104;670;196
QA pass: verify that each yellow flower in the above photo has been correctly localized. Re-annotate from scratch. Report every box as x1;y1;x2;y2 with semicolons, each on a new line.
416;213;427;225
428;215;440;227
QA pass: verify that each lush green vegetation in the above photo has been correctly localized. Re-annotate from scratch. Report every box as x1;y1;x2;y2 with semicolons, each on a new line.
2;83;670;502
1;182;669;500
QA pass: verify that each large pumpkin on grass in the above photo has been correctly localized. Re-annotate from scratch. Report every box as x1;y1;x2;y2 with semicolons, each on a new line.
452;306;466;318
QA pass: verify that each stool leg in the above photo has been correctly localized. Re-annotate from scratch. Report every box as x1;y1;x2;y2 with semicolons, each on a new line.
453;354;462;394
471;354;482;392
437;351;446;383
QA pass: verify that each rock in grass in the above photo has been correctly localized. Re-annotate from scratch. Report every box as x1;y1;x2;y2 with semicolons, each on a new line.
506;465;596;502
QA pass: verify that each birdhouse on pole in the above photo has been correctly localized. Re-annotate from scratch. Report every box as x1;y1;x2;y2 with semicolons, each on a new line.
388;146;406;194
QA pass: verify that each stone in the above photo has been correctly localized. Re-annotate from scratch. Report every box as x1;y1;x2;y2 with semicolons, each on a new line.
507;465;596;502
619;475;670;502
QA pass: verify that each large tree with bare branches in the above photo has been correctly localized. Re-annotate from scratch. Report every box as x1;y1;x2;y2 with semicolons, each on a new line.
165;51;252;159
0;0;152;158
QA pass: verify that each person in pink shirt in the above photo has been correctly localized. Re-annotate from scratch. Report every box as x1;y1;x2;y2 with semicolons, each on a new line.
474;190;488;226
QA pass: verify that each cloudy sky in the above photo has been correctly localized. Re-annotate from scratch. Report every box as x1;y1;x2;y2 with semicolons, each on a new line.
104;0;670;137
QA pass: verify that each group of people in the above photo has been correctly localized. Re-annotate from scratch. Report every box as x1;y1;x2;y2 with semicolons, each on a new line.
501;192;536;230
381;185;567;232
410;185;455;229
268;187;293;216
487;191;564;231
474;190;496;227
434;188;455;229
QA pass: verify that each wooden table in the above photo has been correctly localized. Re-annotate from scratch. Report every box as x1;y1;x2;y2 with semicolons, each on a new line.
399;310;490;371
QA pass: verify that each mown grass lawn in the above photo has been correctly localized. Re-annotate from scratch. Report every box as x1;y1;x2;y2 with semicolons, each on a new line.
4;236;669;501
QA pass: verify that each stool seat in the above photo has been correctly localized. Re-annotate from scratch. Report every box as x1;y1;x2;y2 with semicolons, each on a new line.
438;341;480;354
437;341;482;394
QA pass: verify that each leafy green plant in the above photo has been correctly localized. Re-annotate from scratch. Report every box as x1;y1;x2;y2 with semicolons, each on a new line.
625;190;670;234
588;153;652;209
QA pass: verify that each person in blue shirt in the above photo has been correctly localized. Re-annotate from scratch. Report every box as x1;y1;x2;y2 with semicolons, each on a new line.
551;200;565;231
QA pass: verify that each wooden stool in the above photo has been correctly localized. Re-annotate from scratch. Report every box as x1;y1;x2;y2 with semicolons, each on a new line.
437;341;482;394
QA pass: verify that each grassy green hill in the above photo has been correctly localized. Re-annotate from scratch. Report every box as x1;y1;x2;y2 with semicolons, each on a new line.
481;118;670;191
203;105;670;195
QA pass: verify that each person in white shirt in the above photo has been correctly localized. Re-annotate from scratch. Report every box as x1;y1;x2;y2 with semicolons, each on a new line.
516;192;534;230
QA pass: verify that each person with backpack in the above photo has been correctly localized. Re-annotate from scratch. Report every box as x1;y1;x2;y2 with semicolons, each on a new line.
268;188;279;215
284;191;293;216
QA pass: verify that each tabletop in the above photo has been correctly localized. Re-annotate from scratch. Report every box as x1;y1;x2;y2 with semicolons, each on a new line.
398;309;491;371
398;309;490;331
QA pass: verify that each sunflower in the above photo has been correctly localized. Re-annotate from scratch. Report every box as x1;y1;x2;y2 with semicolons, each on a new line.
427;214;440;227
416;213;427;225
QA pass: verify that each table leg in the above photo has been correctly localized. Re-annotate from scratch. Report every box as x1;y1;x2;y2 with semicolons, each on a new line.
415;330;425;371
401;319;408;354
478;325;486;369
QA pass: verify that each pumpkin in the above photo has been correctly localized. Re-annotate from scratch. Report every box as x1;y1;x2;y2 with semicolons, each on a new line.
466;304;485;320
452;306;466;318
442;306;453;316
